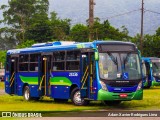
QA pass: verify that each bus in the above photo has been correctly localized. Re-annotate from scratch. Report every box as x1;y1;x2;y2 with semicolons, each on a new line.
5;41;143;105
142;57;160;88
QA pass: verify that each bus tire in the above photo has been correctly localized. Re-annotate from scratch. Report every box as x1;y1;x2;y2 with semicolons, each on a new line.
71;87;89;106
103;100;121;106
23;86;31;101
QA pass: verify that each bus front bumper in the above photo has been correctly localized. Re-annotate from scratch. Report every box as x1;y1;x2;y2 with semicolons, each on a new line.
152;80;160;86
97;89;143;101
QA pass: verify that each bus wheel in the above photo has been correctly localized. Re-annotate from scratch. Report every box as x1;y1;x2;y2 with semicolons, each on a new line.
71;87;89;106
103;101;121;106
23;86;31;101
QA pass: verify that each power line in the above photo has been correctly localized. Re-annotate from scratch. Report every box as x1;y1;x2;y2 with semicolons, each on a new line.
101;9;141;20
145;9;160;15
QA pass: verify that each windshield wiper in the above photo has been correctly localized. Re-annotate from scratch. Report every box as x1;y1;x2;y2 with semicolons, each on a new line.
107;52;118;65
124;52;132;64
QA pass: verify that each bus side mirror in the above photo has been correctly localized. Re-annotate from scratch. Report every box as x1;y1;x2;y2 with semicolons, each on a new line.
150;63;152;68
95;52;99;61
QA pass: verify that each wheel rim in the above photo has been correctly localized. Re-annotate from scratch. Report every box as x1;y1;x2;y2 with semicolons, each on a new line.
73;91;84;104
24;89;29;100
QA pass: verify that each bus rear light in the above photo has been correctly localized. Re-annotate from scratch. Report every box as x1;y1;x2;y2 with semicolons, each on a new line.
119;94;128;98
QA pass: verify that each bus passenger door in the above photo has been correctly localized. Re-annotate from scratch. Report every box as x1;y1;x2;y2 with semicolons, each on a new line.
39;55;52;96
6;57;18;95
145;62;152;88
80;52;94;99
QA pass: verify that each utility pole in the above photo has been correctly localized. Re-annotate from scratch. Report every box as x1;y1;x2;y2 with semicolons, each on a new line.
140;0;144;54
89;0;95;41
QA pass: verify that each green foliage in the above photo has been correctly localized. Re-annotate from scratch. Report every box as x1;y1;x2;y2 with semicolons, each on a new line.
0;0;49;45
25;20;52;43
50;12;71;40
16;39;35;49
0;50;6;66
143;35;160;57
132;33;160;57
90;20;131;41
70;24;89;42
0;0;160;59
70;20;130;42
156;27;160;36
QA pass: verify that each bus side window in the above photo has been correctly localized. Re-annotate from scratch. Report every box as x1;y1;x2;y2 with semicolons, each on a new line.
52;51;65;71
6;55;10;72
19;54;29;71
66;50;80;71
30;54;39;71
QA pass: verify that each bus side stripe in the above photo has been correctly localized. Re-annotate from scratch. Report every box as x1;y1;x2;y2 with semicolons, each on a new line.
50;77;72;86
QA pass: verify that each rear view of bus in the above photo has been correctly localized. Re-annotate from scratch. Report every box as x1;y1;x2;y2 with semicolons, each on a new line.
96;42;143;104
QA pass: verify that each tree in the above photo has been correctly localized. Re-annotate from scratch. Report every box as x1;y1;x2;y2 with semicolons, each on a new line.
143;35;160;57
70;24;89;42
0;27;17;50
50;12;71;41
25;20;52;43
0;50;6;66
132;33;160;57
91;18;105;40
1;0;49;44
16;39;35;49
156;27;160;36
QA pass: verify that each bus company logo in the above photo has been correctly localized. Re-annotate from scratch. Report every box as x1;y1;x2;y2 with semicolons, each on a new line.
2;112;11;117
1;112;42;118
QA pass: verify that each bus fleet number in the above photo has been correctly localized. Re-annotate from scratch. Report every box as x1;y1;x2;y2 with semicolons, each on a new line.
69;72;78;77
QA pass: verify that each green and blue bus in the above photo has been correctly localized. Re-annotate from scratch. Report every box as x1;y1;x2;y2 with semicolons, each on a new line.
5;41;143;105
142;57;160;88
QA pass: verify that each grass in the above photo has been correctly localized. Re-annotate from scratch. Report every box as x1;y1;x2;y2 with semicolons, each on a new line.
0;82;160;111
0;82;4;89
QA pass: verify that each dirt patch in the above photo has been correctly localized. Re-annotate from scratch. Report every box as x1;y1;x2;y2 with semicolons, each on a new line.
0;89;5;95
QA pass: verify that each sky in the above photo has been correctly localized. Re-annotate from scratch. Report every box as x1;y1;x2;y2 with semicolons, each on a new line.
0;0;160;36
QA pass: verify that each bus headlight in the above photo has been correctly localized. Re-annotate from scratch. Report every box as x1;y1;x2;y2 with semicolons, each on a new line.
100;81;107;91
154;73;157;76
137;81;142;90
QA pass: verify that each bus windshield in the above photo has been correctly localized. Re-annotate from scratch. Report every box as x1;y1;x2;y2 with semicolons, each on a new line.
152;61;160;76
99;52;141;80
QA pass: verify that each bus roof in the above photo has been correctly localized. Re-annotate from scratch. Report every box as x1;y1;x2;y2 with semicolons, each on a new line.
7;40;136;55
